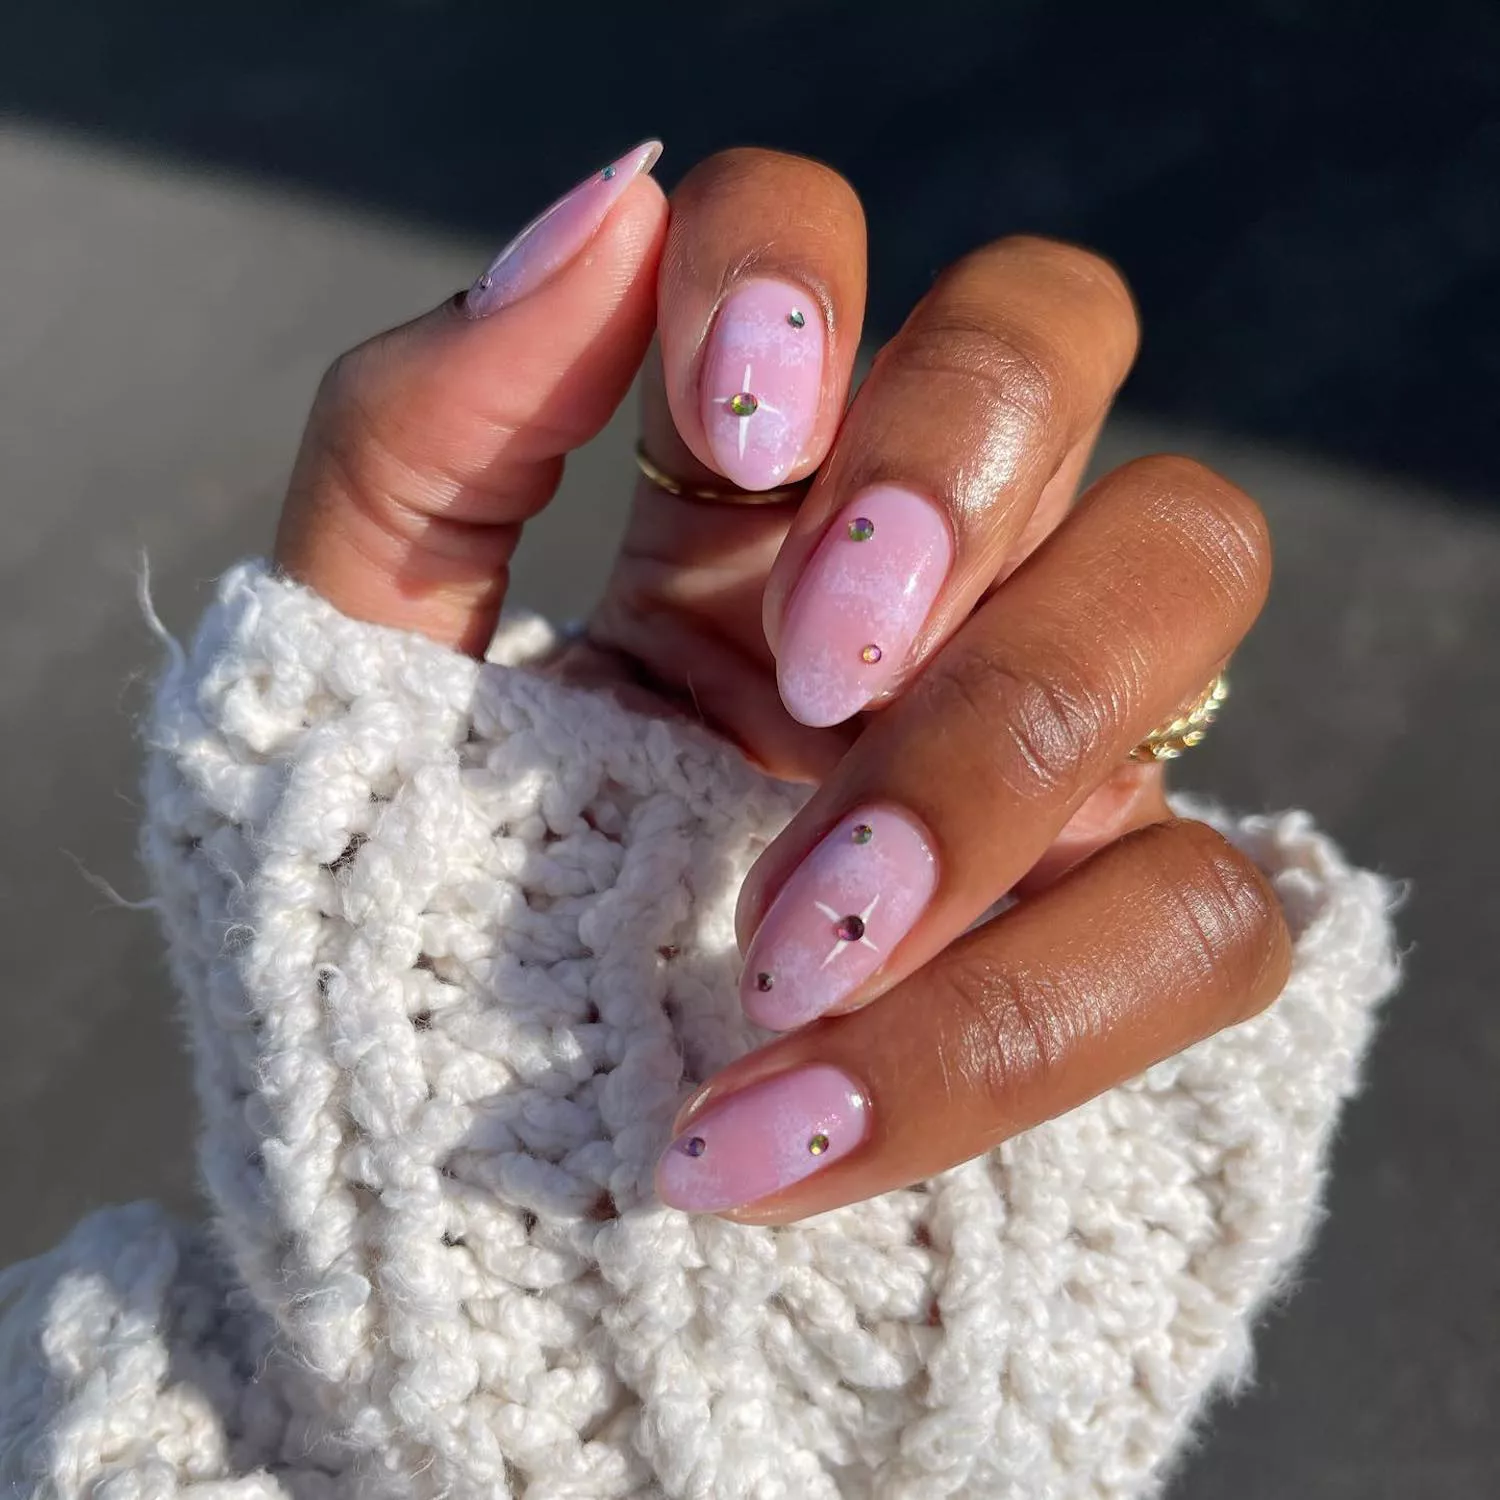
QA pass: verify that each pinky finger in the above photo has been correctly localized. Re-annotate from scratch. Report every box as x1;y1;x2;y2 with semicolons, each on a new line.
656;818;1291;1220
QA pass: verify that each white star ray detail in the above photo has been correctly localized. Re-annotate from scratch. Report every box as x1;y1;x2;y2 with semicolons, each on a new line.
714;362;782;460
814;893;882;968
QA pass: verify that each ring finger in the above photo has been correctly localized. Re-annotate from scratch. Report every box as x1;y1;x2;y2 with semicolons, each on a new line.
736;454;1272;1030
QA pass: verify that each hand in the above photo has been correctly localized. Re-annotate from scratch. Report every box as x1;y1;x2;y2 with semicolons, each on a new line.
275;142;1291;1223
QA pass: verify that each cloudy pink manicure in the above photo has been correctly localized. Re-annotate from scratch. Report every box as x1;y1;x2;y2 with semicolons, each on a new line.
777;485;953;728
742;807;938;1030
464;139;662;318
655;1064;869;1213
700;279;824;489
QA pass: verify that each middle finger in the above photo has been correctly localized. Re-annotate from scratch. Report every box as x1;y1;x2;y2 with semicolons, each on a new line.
766;233;1140;728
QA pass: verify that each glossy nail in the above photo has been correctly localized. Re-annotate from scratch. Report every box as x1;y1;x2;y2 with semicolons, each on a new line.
742;807;937;1030
464;139;662;318
656;1064;869;1213
777;486;953;727
700;279;825;490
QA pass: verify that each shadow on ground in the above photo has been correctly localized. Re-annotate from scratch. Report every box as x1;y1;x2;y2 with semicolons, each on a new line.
4;0;1498;498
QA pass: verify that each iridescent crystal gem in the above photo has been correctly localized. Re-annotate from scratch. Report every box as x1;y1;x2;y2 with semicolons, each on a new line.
601;164;617;180
848;516;875;542
682;1136;707;1158
478;274;493;290
835;914;866;942
756;971;775;992
787;309;806;328
860;644;883;665
808;1132;830;1156
851;823;874;845
728;392;759;417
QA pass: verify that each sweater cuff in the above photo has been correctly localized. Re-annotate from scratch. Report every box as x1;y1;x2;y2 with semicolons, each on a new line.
97;559;1403;1500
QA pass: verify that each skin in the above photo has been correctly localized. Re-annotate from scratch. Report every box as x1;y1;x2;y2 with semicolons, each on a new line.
275;148;1292;1225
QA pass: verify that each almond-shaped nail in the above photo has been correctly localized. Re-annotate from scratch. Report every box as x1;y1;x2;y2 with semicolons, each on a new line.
655;1064;869;1213
700;279;825;489
742;807;937;1030
464;139;662;318
777;485;953;727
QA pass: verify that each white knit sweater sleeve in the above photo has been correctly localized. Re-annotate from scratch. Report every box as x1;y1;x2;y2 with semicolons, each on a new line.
0;562;1400;1500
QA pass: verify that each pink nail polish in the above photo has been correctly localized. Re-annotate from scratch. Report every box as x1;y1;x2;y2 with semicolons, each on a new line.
655;1064;869;1213
700;279;825;489
742;807;937;1030
464;139;662;318
777;486;953;727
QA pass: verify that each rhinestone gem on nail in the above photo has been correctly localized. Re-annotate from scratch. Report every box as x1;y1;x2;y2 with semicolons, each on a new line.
848;516;875;542
808;1132;830;1155
835;914;866;942
682;1136;707;1158
728;392;759;417
852;824;874;845
756;972;775;992
860;644;883;665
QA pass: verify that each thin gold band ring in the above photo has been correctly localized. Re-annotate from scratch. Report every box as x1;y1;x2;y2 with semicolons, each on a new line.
634;444;810;506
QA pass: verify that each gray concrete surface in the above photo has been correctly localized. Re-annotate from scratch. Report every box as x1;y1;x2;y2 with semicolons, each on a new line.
2;122;1497;1495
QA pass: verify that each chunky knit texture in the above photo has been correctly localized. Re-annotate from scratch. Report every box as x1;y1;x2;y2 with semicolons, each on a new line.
0;563;1399;1498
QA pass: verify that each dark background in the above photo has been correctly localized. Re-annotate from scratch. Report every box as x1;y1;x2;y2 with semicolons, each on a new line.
8;0;1498;494
1;3;1496;1495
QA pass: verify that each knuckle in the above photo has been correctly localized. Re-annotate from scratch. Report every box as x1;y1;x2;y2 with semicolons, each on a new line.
917;651;1114;801
675;148;766;204
1117;455;1274;615
310;357;389;489
1149;820;1285;1005
885;315;1064;450
1000;234;1138;317
677;149;863;228
931;956;1077;1116
316;339;378;417
310;344;388;474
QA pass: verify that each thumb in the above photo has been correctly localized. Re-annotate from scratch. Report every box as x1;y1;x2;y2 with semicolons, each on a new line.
275;140;666;655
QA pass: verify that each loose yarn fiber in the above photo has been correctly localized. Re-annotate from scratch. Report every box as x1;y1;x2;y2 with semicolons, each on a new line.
0;563;1400;1498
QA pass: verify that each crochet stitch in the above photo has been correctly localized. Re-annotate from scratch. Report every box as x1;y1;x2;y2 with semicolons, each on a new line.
0;563;1400;1498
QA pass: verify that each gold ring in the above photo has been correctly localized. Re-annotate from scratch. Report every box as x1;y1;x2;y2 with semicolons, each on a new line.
634;444;810;506
1130;672;1229;762
637;436;1227;762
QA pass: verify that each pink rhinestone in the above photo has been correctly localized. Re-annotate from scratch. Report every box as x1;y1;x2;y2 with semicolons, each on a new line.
835;914;866;942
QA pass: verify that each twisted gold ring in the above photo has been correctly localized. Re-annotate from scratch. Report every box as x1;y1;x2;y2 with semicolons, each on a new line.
1130;673;1229;762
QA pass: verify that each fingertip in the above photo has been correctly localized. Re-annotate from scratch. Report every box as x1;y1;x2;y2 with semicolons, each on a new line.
649;149;867;489
463;137;666;320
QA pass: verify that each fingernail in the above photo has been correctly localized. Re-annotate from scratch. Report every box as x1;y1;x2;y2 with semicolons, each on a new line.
700;279;825;490
777;485;953;727
464;139;662;318
655;1064;869;1213
742;807;937;1030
